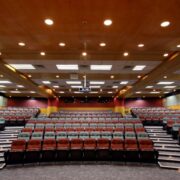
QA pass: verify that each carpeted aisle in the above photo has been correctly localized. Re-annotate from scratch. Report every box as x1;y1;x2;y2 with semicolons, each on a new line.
1;164;180;180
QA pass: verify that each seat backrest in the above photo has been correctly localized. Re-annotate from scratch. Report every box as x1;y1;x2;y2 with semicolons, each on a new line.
97;138;109;148
11;139;26;150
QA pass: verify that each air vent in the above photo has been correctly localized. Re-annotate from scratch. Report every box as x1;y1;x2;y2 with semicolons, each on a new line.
113;81;119;84
51;81;58;84
79;65;89;70
123;65;133;69
34;65;45;69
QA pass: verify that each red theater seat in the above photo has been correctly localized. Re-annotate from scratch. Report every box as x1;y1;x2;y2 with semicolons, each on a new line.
25;139;41;162
111;138;124;160
138;139;157;162
7;139;26;164
56;138;70;160
96;138;110;160
83;138;96;160
42;139;56;161
70;139;83;160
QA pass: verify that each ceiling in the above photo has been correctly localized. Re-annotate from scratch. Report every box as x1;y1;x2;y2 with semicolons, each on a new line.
0;0;180;98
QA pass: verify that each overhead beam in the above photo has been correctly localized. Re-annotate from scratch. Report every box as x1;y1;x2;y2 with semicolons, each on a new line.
116;51;180;98
0;58;57;98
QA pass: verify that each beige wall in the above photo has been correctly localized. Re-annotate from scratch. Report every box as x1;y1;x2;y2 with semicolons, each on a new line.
163;94;180;109
0;96;7;108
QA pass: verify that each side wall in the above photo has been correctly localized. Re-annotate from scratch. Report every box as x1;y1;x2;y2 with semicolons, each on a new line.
6;97;163;115
163;94;180;109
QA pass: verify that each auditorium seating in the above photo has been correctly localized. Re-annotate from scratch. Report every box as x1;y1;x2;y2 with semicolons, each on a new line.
131;107;180;125
6;112;158;164
0;107;39;126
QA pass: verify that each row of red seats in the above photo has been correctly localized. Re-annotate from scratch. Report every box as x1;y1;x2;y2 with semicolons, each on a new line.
6;138;158;163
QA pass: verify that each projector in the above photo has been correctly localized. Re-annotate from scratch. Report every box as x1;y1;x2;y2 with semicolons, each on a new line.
79;87;91;92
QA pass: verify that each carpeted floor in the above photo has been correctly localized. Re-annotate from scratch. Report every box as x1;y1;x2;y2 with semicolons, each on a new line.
1;164;180;180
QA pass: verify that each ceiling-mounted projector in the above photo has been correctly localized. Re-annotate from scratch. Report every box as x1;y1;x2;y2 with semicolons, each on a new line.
79;87;91;92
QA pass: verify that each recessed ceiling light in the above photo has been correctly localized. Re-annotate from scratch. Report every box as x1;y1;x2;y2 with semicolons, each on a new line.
10;90;21;93
103;19;112;26
123;52;129;56
59;91;64;94
17;85;24;88
44;18;54;25
0;80;12;84
42;81;51;84
164;86;176;89
56;75;59;78
110;75;114;79
30;91;35;94
66;81;81;85
100;89;103;92
82;52;87;56
0;52;2;56
138;44;144;47
53;85;59;88
136;91;142;94
163;76;167;79
0;74;4;78
69;89;71;92
112;86;118;88
90;65;112;71
163;53;168;57
90;81;105;85
164;91;169;94
59;42;66;47
146;86;154;89
100;42;106;47
0;85;6;88
137;75;141;79
150;91;160;94
133;65;146;71
157;81;174;85
40;51;46;56
56;64;79;70
120;81;128;85
28;74;32;78
160;21;170;27
10;64;35;70
90;91;98;94
71;86;83;88
108;91;113;94
18;42;26;46
177;44;180;48
90;86;101;88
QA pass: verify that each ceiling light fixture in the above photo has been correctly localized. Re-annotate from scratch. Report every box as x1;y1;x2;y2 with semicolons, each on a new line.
17;85;24;88
110;75;114;79
157;81;174;85
90;86;101;88
56;64;79;70
123;52;129;56
44;18;54;25
59;91;64;94
104;19;112;26
108;91;113;94
136;91;142;94
163;53;168;57
164;86;176;89
90;65;112;71
150;91;160;94
112;86;118;89
40;51;46;56
120;81;128;85
10;64;35;70
66;81;81;85
100;42;106;47
53;85;59;88
59;42;66;47
82;52;87;56
133;65;146;71
56;75;59;78
160;21;170;27
0;80;12;84
146;86;154;89
28;74;32;78
138;44;144;47
42;81;51;84
90;81;105;85
177;44;180;48
18;42;26;46
71;86;83;88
